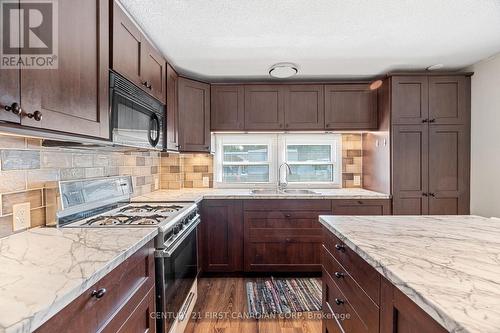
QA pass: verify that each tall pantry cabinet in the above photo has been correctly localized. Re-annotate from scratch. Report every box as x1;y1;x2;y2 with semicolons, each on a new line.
389;74;471;215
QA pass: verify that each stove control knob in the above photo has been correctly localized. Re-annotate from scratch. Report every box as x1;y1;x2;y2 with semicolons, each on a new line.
173;225;181;235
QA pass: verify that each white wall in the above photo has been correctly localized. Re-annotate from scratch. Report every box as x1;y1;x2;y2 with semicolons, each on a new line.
469;53;500;218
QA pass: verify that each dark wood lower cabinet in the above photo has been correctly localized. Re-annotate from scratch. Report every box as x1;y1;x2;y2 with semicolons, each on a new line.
332;199;391;215
199;200;244;273
322;229;447;333
35;241;155;333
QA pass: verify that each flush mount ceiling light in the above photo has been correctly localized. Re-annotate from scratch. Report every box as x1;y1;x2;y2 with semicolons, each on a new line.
369;79;383;90
269;63;298;78
426;64;444;71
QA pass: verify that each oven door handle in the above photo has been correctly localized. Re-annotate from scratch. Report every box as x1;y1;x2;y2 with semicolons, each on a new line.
155;215;201;258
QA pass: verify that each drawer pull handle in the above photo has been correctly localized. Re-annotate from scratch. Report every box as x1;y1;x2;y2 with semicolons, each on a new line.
334;272;344;279
335;298;345;305
91;288;107;299
334;244;346;252
284;214;291;218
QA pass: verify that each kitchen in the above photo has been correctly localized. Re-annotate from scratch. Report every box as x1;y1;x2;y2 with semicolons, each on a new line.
0;1;499;333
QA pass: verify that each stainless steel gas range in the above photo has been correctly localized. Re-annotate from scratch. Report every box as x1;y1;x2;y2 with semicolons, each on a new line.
51;176;200;333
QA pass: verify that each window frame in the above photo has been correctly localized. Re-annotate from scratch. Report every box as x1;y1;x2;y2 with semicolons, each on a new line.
214;133;342;189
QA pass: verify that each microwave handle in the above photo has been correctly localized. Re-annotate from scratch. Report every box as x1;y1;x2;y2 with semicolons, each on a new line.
148;113;160;147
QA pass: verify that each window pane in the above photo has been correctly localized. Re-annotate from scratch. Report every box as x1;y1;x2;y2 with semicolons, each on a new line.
287;145;331;162
288;165;333;182
223;165;269;183
223;145;268;162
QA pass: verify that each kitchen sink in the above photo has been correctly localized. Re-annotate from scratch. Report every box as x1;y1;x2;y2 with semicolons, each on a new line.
250;189;318;195
282;189;318;194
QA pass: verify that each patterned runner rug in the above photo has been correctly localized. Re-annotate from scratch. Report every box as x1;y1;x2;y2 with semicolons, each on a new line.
246;277;322;315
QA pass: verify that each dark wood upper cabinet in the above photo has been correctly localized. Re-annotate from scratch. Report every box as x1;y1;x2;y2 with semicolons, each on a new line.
324;84;377;130
392;125;429;215
178;78;210;152
0;65;21;124
111;1;142;87
165;64;179;151
200;200;243;273
391;76;429;125
284;85;324;130
244;85;285;130
19;0;109;138
211;85;245;130
429;76;467;125
428;125;469;214
111;1;166;103
141;40;166;103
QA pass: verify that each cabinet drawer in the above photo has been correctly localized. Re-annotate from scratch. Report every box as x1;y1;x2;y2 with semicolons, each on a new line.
323;245;379;308
244;199;332;211
323;269;379;333
323;230;380;302
245;211;330;229
35;241;154;333
332;199;392;215
248;228;322;242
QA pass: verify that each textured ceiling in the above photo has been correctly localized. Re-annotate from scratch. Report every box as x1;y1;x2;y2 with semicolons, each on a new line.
119;0;500;80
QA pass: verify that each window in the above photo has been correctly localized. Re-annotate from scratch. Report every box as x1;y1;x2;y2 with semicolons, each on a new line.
214;134;276;185
280;134;340;184
214;133;341;188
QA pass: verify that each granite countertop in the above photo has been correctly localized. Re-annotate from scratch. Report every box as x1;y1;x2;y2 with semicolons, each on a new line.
0;227;158;333
319;215;500;333
133;188;390;203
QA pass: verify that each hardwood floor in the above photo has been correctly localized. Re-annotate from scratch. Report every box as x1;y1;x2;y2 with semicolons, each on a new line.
185;277;322;333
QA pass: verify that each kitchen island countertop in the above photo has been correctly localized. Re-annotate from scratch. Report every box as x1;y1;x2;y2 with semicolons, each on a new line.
0;227;157;333
319;215;500;333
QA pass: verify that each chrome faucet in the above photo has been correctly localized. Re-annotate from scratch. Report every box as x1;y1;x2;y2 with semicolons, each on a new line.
277;162;292;191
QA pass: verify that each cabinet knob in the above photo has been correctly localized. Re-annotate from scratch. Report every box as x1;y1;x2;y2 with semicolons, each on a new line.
429;193;436;197
357;200;363;205
334;244;346;252
285;238;291;243
284;213;291;218
26;110;42;121
4;102;22;115
422;119;429;123
422;192;428;197
91;288;107;299
429;119;436;123
326;124;330;128
335;298;345;305
334;272;344;279
204;146;210;150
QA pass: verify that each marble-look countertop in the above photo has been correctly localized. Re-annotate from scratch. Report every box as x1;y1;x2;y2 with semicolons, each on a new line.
133;188;390;203
319;215;500;333
0;227;158;333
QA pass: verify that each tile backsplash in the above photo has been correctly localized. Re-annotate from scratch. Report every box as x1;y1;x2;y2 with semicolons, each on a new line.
342;134;363;188
160;153;213;189
0;134;161;238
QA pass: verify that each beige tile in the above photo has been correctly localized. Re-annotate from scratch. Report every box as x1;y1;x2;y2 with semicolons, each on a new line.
2;189;43;215
185;173;202;181
0;171;26;193
0;215;13;238
345;164;362;174
27;169;59;189
41;151;72;168
183;181;193;188
1;150;40;170
30;207;46;228
60;168;85;180
26;138;42;149
0;135;26;148
73;154;93;167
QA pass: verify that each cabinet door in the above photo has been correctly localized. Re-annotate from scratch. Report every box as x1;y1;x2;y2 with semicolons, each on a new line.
380;279;447;333
392;125;429;215
332;199;392;215
429;76;467;125
0;2;21;125
178;78;210;152
210;85;245;130
428;125;469;214
200;200;243;272
324;84;377;130
20;0;109;138
244;85;285;130
141;40;166;103
391;76;429;124
284;85;324;130
111;0;142;87
165;64;179;151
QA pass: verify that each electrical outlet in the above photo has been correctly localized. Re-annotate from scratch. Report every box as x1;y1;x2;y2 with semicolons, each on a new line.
353;175;361;186
202;176;210;187
12;202;31;231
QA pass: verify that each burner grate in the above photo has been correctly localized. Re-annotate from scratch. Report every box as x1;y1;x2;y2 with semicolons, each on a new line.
82;214;165;226
119;204;184;214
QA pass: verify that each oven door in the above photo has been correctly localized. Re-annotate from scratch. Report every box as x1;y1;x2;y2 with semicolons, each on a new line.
156;217;200;333
111;91;163;150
